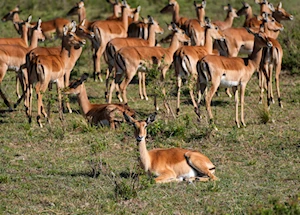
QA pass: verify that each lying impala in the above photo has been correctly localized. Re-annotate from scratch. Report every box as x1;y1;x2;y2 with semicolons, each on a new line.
20;20;94;113
198;27;273;129
1;5;23;33
90;0;133;81
0;17;44;111
64;73;135;129
104;15;164;102
184;0;206;46
27;25;86;127
124;112;217;183
173;18;225;116
108;23;190;113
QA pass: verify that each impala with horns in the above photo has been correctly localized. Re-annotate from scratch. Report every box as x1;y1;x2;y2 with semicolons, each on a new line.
90;0;135;81
198;27;273;129
124;112;217;183
64;73;135;129
0;17;44;111
26;25;86;127
108;23;190;114
104;15;164;102
173;18;225;116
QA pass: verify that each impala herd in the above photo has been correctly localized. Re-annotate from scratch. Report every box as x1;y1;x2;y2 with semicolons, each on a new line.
0;0;293;183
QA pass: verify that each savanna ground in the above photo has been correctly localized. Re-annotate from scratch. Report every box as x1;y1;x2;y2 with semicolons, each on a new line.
0;0;300;214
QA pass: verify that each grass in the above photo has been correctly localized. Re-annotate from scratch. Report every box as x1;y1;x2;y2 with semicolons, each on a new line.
0;0;300;214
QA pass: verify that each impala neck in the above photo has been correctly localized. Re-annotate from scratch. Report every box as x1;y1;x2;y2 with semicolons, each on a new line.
203;29;214;54
196;7;205;24
13;13;21;32
138;139;151;172
20;25;29;47
248;42;264;71
223;13;235;29
121;7;130;31
28;30;40;50
78;7;86;22
172;4;180;24
245;7;253;21
168;33;183;55
147;24;157;47
77;83;93;115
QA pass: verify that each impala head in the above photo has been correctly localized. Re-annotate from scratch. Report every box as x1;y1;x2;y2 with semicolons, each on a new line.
224;4;239;18
107;0;124;17
64;73;89;95
273;2;294;21
194;0;206;10
160;0;178;14
124;112;156;143
15;14;32;35
67;0;85;16
169;22;190;44
205;17;225;41
237;2;251;17
63;23;86;49
148;15;164;34
247;27;273;48
262;12;284;32
2;5;22;22
255;0;274;14
76;19;95;39
28;17;45;42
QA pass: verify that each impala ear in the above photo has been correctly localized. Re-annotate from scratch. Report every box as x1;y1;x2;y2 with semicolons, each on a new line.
202;1;206;8
26;15;32;23
123;112;135;125
146;112;157;125
193;1;197;7
63;25;69;36
71;20;77;32
80;19;86;26
136;5;141;13
81;73;89;82
37;18;42;29
147;15;154;24
268;3;275;12
277;2;282;9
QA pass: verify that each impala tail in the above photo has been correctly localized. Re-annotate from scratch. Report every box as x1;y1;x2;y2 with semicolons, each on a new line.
92;26;101;48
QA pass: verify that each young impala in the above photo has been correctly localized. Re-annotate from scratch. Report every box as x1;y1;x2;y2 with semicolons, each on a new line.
124;112;217;183
198;27;273;129
64;73;135;129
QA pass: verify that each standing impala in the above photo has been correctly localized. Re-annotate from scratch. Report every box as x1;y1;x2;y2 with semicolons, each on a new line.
104;16;164;102
0;17;44;110
20;20;94;113
173;18;225;116
124;112;217;183
27;25;86;127
108;23;190;113
64;73;135;129
90;0;133;81
198;28;273;129
212;4;238;31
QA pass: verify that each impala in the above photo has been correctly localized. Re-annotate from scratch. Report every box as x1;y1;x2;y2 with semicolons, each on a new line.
124;112;217;183
212;4;238;31
108;23;190;113
104;15;164;102
173;18;225;116
1;5;23;33
159;0;188;44
245;0;274;28
127;16;149;40
27;25;86;127
198;28;273;129
64;73;135;129
90;0;133;81
20;20;94;113
236;2;254;27
0;17;44;110
184;0;206;46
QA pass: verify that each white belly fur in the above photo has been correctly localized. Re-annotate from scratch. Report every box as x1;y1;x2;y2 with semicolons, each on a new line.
220;75;240;87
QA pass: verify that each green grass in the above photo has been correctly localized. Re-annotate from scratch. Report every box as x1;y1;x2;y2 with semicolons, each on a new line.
1;0;300;214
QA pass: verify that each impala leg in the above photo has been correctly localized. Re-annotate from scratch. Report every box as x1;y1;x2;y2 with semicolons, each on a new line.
240;84;247;127
47;83;53;119
268;63;275;104
138;72;144;100
119;72;135;105
258;68;264;104
189;75;200;119
0;65;12;110
154;169;177;184
185;151;218;181
93;46;104;82
27;83;33;123
56;79;64;122
161;68;170;114
142;72;148;101
36;83;47;128
275;61;283;108
105;67;113;101
64;69;72;113
232;86;240;128
205;82;219;130
176;76;182;115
